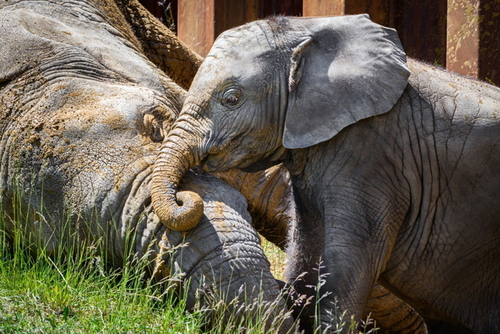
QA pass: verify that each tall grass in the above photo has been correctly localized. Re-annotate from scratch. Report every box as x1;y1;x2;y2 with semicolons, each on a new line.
0;183;205;333
0;216;204;333
0;188;376;333
261;238;287;281
261;240;378;334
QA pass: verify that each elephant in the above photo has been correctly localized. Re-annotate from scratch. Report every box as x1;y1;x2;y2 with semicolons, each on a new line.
0;1;294;332
151;14;500;333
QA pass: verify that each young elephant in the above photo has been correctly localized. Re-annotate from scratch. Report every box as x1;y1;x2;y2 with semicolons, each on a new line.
151;15;500;333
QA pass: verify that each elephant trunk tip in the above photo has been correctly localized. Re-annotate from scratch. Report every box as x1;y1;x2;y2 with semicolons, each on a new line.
152;190;205;232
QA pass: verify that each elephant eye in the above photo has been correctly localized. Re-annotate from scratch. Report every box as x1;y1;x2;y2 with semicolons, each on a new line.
221;88;242;108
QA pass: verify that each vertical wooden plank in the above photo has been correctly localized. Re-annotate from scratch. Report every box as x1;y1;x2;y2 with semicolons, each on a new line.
178;0;215;56
178;0;262;57
175;0;498;84
259;0;303;17
214;0;259;38
447;0;480;78
302;0;389;25
344;0;389;25
302;0;345;16
396;0;447;66
479;1;500;85
302;0;389;20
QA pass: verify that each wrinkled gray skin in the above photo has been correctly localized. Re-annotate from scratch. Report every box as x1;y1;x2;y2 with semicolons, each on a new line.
0;1;292;332
152;15;500;333
220;165;427;334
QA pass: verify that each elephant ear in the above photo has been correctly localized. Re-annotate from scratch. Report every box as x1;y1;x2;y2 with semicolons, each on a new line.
283;14;410;149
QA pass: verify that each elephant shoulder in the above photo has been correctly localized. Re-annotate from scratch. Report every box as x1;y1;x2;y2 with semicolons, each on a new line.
407;59;500;123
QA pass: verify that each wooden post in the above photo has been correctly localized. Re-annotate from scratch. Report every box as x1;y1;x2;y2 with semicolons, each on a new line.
446;0;500;85
177;0;259;56
175;0;499;84
478;1;500;84
394;0;447;67
303;0;498;84
302;0;344;16
447;0;500;84
302;0;389;24
177;0;215;57
447;0;480;78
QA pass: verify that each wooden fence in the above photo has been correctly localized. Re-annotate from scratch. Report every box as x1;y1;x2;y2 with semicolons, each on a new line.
140;0;500;86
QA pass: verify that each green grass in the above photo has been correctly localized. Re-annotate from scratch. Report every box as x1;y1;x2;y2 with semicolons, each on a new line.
0;199;373;334
261;238;287;281
0;226;298;333
0;226;204;333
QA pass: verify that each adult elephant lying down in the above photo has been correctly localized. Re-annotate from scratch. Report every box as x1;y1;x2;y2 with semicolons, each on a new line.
0;1;292;332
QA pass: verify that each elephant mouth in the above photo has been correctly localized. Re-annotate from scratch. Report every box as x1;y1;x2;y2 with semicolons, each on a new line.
200;133;247;172
99;155;165;258
201;140;285;174
240;155;282;173
201;151;277;174
200;155;226;172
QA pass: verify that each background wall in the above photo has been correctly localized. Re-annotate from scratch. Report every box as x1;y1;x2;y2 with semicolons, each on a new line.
139;0;500;86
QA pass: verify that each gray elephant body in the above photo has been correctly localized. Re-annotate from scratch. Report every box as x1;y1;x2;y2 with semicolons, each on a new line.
285;59;500;333
152;15;500;333
0;2;291;332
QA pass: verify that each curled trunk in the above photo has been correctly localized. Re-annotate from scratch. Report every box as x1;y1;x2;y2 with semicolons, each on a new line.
151;124;204;231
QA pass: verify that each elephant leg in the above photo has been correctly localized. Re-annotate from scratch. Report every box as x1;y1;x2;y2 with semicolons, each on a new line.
223;167;427;333
365;284;427;334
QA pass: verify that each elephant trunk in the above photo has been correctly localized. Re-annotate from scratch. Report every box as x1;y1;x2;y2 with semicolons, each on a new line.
151;119;205;231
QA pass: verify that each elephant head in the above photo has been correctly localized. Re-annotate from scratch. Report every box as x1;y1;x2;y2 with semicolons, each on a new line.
151;14;410;230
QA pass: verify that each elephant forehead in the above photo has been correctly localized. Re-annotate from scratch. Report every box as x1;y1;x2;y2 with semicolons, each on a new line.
207;23;279;72
35;80;160;139
199;54;261;78
214;21;274;52
194;42;268;92
0;6;164;93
